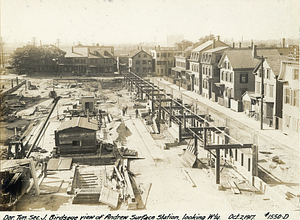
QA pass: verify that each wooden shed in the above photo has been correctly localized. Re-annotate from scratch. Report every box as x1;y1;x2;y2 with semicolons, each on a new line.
55;117;98;155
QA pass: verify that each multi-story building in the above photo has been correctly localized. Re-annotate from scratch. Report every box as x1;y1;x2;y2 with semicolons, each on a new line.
188;36;228;95
168;47;193;90
200;46;229;101
217;48;280;111
61;45;117;76
278;45;299;137
129;50;153;77
117;55;130;74
151;46;176;77
251;56;285;128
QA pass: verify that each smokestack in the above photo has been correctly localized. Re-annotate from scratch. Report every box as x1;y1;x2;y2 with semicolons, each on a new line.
232;42;235;49
217;36;220;41
282;38;285;48
250;40;254;49
239;42;242;48
212;39;215;49
252;45;257;58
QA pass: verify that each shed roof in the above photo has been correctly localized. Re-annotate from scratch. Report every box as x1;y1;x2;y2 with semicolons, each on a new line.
192;41;213;52
58;117;98;131
253;55;288;77
204;46;229;53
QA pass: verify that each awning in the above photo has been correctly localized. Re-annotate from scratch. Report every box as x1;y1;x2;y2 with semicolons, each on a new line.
89;65;98;68
215;83;225;87
172;67;186;72
186;70;195;76
249;93;261;99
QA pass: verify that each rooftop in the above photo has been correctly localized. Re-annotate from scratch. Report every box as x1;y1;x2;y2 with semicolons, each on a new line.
57;117;98;131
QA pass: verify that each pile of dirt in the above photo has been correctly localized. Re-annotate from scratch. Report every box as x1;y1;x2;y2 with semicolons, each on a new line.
116;122;132;143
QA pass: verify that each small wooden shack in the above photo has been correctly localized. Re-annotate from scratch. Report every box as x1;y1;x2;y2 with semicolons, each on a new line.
55;117;98;155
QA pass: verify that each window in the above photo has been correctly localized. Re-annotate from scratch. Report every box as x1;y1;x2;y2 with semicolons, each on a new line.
148;67;152;73
162;53;167;57
294;90;299;106
293;69;299;80
285;88;291;104
228;62;231;70
157;53;160;57
136;67;139;73
240;73;248;83
256;81;261;94
142;60;146;64
161;69;164;74
143;67;147;72
148;60;152;65
168;53;171;57
144;54;147;57
221;71;224;81
72;141;80;146
269;85;274;98
266;69;271;79
285;115;290;128
241;153;244;166
230;73;233;83
157;69;159;73
136;60;140;65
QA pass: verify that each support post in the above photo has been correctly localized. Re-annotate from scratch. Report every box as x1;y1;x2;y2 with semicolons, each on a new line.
215;149;220;184
151;89;154;112
260;56;264;130
169;100;172;127
252;144;258;177
29;159;40;195
194;134;198;156
178;121;182;142
183;111;186;130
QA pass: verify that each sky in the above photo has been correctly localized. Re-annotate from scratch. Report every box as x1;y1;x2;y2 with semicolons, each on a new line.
1;0;299;45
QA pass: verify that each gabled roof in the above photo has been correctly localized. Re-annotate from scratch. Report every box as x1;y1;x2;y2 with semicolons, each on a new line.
64;48;87;58
219;49;280;70
253;55;288;77
58;117;98;131
192;41;214;52
203;46;229;53
131;50;152;58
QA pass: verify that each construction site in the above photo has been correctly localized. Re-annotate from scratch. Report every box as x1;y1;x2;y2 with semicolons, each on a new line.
0;72;299;212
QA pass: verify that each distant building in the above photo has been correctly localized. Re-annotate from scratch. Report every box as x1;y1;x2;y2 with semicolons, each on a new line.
217;48;280;111
129;50;153;77
188;36;228;95
61;45;117;76
117;55;130;74
151;46;177;77
200;46;229;101
278;46;299;136
168;47;193;90
55;117;98;155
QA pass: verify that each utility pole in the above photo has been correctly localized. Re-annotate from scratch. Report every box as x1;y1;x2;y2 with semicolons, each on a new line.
260;56;264;130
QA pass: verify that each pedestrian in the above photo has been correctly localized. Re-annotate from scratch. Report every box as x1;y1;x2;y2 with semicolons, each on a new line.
122;107;125;116
125;105;128;115
135;109;139;118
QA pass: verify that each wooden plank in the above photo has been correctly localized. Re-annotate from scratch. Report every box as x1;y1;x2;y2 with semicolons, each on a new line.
99;186;119;209
47;158;61;171
227;180;241;194
182;150;196;167
57;158;72;170
182;169;196;187
206;144;252;150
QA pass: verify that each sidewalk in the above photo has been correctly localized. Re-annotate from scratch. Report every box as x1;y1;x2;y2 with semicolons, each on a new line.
151;77;299;153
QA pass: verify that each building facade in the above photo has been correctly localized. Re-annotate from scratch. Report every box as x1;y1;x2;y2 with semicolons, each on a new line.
129;50;153;77
188;37;228;95
251;56;285;128
218;48;280;111
151;46;176;77
200;46;229;101
278;50;299;137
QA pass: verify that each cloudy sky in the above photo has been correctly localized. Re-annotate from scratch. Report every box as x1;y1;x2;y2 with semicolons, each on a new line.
1;0;299;45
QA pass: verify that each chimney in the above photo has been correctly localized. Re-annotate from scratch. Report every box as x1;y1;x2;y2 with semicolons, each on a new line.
212;39;215;49
232;42;235;49
250;39;254;49
217;36;220;41
97;43;99;46
282;38;285;48
158;45;160;50
252;45;257;58
72;46;74;53
239;42;241;48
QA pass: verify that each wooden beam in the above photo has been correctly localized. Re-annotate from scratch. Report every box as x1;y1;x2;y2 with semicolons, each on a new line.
175;115;206;119
205;144;252;150
189;126;226;132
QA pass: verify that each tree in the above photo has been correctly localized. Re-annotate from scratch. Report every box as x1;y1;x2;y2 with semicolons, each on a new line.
174;40;193;51
11;44;66;75
193;34;215;48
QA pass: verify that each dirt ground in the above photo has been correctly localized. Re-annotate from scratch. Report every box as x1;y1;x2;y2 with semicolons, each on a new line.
1;73;299;213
